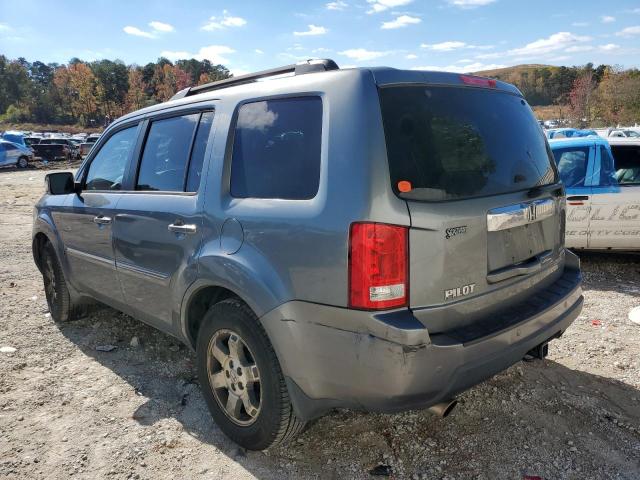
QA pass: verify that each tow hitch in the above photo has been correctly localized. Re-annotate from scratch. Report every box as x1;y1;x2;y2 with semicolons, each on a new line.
525;342;549;361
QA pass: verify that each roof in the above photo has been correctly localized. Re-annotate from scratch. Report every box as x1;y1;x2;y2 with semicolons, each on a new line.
607;137;640;146
548;136;610;148
114;61;523;127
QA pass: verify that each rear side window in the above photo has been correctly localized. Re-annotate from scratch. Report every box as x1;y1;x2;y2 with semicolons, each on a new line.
85;126;137;191
230;97;322;199
137;114;199;192
612;145;640;185
379;86;556;201
552;147;589;188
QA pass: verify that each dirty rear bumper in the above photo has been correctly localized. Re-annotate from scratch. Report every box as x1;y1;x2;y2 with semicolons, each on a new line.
260;252;583;421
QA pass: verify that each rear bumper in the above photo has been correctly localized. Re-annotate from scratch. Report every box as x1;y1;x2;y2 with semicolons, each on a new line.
260;251;583;420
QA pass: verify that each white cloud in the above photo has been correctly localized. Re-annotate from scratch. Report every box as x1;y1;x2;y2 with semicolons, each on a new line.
616;26;640;37
421;41;494;52
202;11;247;31
255;49;264;54
293;24;328;36
149;21;174;32
366;0;413;14
0;23;10;32
506;31;591;57
446;0;497;8
571;22;590;27
405;53;418;59
161;45;235;64
123;26;155;38
421;41;467;51
313;47;332;53
599;43;620;51
565;45;594;53
381;15;421;29
326;1;347;10
339;48;391;61
124;21;174;38
601;16;615;23
412;62;505;73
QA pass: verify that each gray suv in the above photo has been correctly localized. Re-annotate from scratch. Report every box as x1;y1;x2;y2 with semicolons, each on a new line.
32;60;583;451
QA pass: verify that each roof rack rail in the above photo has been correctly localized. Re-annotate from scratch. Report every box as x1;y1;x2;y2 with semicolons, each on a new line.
170;58;339;101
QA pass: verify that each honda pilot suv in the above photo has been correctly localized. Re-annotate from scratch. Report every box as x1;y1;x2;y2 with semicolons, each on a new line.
32;60;583;450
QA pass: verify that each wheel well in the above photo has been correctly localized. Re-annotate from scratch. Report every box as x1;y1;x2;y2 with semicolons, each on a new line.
32;233;50;272
185;286;240;349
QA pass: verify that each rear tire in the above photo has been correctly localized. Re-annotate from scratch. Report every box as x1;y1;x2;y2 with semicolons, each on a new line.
17;156;28;168
41;242;72;322
196;298;306;450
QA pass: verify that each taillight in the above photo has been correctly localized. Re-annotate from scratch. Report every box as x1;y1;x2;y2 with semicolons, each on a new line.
460;74;496;88
349;222;408;310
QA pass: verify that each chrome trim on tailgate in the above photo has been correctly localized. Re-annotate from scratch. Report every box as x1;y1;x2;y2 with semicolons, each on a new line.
487;198;555;232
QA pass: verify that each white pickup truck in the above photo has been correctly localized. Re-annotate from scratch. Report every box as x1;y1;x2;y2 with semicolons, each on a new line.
549;136;640;250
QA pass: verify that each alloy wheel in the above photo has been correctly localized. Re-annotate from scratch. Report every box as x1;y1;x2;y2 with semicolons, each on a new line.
207;329;262;426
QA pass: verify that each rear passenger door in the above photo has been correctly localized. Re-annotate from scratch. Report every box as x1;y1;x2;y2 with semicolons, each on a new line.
112;110;215;330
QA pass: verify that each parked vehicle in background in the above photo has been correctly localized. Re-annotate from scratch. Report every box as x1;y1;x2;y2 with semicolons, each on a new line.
32;141;71;162
550;136;640;251
32;61;583;451
24;136;41;148
546;128;597;139
0;140;33;168
1;131;28;148
79;133;101;157
606;129;640;139
38;138;80;159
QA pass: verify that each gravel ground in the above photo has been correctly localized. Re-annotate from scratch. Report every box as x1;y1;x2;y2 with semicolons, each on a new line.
1;166;639;480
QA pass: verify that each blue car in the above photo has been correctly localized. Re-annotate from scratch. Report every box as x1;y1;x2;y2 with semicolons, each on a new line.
549;136;640;250
1;131;28;148
546;128;598;139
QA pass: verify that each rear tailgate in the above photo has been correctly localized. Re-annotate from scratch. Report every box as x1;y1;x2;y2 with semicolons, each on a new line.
378;80;566;334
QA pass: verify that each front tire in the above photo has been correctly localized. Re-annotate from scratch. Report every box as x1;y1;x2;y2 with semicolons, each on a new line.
17;156;28;168
196;298;306;450
41;242;72;322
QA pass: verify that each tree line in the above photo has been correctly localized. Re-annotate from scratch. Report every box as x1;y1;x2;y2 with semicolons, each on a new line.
483;63;640;126
2;55;639;128
0;55;231;127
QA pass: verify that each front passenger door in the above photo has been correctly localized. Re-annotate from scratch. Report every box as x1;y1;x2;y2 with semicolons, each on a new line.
54;124;140;305
552;144;594;248
590;144;640;249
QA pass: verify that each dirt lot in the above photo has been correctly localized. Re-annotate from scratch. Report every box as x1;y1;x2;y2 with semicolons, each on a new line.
1;166;639;480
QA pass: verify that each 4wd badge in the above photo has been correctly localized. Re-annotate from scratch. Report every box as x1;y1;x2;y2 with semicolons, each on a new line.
445;226;467;239
444;283;476;301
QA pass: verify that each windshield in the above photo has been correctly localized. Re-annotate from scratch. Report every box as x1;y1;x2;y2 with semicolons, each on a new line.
379;85;557;201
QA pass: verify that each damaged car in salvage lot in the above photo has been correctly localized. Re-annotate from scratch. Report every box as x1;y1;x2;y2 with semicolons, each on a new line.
550;136;640;250
32;60;583;451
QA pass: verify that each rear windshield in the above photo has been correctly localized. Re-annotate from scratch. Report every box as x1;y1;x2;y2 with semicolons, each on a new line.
379;85;557;201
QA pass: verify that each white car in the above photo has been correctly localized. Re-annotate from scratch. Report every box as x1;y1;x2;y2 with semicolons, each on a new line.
549;137;640;250
595;128;640;139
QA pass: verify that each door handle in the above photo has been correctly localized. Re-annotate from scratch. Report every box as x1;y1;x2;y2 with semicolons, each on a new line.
168;223;197;234
567;195;589;205
93;215;112;225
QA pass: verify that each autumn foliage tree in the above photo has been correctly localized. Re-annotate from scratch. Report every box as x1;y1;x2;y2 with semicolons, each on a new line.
1;54;232;127
568;71;596;126
4;53;636;128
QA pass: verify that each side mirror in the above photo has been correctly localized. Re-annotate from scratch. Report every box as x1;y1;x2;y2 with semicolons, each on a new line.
45;172;78;195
